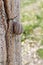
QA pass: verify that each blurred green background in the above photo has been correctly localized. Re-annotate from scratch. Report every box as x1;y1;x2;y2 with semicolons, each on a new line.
20;0;43;62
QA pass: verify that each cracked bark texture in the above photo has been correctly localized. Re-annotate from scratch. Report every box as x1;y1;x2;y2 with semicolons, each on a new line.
0;0;22;65
4;0;15;19
6;0;22;65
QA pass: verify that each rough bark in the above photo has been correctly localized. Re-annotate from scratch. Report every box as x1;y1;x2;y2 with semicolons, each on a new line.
0;0;22;65
13;0;22;65
6;0;22;65
0;0;7;65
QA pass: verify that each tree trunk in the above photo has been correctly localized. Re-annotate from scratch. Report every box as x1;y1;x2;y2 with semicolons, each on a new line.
6;0;22;65
0;0;22;65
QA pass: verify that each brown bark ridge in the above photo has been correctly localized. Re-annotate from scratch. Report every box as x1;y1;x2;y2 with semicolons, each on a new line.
4;0;15;19
6;0;22;65
6;20;15;65
0;0;7;65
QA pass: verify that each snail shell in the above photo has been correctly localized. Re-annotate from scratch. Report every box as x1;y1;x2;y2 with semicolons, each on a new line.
13;21;23;35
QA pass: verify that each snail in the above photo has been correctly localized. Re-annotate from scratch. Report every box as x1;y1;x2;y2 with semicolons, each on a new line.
13;21;23;35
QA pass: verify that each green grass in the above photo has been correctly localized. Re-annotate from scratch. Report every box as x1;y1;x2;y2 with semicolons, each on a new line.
23;25;33;35
21;0;43;41
37;49;43;59
21;14;30;22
